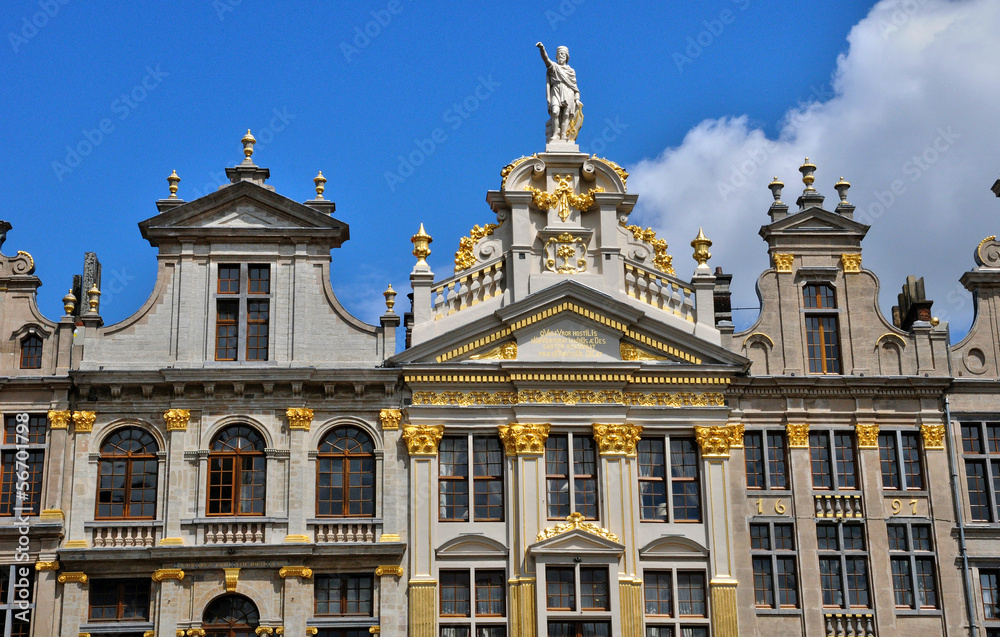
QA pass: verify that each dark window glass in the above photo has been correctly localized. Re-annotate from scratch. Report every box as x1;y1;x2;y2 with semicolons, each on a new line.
879;433;900;490
314;574;373;616
638;439;667;521
834;433;857;489
88;579;151;621
670;439;701;522
901;433;924;490
440;438;469;521
1;451;43;516
803;284;837;309
207;426;266;515
202;594;260;631
643;571;672;616
676;572;706;617
474;571;505;616
546;567;575;611
580;568;609;610
317;427;375;517
573;437;598;519
473;437;503;521
546;435;570;519
967;460;991;522
767;432;789;489
96;428;158;519
441;571;471;617
984;571;1000;620
246;300;269;361
810;433;833;490
745;432;764;489
248;265;270;294
19;336;42;369
215;300;239;361
218;265;240;294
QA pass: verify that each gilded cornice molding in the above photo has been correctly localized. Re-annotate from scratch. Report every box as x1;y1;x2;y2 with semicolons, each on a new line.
47;410;71;430
921;424;945;449
72;411;96;434
855;423;879;448
379;409;402;431
786;423;810;448
411;390;725;408
537;512;619;543
498;423;550;456
286;408;314;431
402;425;444;456
592;423;642;457
163;409;191;432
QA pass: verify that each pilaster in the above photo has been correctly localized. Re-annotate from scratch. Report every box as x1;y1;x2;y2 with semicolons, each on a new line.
152;570;185;637
402;424;442;637
592;423;641;576
285;408;313;542
279;567;312;636
160;409;191;546
57;572;88;636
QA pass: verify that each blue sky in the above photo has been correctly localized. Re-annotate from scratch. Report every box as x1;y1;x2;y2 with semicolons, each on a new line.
5;0;994;337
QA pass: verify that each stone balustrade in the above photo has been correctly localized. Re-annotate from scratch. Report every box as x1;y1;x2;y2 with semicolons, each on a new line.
203;522;266;544
431;259;505;319
623;262;695;322
311;519;381;543
814;494;864;519
824;612;875;636
90;523;157;548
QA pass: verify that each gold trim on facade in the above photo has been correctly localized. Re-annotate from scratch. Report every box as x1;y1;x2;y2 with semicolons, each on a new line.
536;512;620;543
163;408;191;432
159;537;184;546
375;565;404;577
921;423;946;449
283;534;310;543
855;423;879;448
726;423;744;448
469;341;518;360
590;156;629;190
224;568;240;592
39;508;64;521
786;423;810;447
524;174;604;222
500;154;536;190
278;566;313;579
379;408;402;431
592;423;642;456
773;253;794;273
454;222;500;272
64;540;88;549
619;577;644;637
35;561;59;571
402;425;445;456
254;629;274;636
379;533;401;542
151;569;185;582
286;407;314;431
47;410;71;430
498;423;551;456
620;342;667;361
709;579;739;637
841;253;862;273
408;580;437;637
187;630;207;637
57;572;88;584
694;425;734;459
621;223;673;274
411;390;725;408
72;411;96;434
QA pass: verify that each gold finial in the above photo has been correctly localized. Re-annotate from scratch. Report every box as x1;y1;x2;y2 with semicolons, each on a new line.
691;227;712;267
799;158;817;191
834;176;851;205
313;171;327;200
242;129;256;161
930;316;940;327
411;223;432;266
768;176;784;204
167;170;180;198
62;290;77;315
86;284;101;313
383;284;397;313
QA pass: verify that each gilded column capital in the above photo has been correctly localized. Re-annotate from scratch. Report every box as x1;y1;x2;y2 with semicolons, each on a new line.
278;566;313;579
694;426;732;459
58;572;88;584
375;565;404;577
840;253;862;273
151;568;185;582
497;423;550;456
773;253;794;273
786;423;810;448
255;628;274;636
35;561;59;571
380;408;402;431
402;424;444;456
163;409;191;432
855;423;879;448
48;410;71;430
306;629;319;636
187;630;207;637
72;411;96;434
726;424;744;449
921;424;946;450
286;408;314;431
592;423;643;457
369;627;381;635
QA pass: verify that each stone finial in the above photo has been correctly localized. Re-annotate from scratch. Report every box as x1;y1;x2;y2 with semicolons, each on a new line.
691;227;712;269
768;176;784;204
834;176;851;205
799;158;817;191
411;223;432;266
63;290;77;315
241;129;256;163
383;284;397;313
86;284;101;314
313;171;327;200
167;170;180;198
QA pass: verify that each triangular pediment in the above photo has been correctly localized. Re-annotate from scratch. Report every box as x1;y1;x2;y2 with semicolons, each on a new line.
529;528;624;556
139;180;348;246
391;280;748;369
761;207;870;235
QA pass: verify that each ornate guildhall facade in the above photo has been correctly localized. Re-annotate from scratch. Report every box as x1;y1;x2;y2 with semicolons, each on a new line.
3;130;1000;637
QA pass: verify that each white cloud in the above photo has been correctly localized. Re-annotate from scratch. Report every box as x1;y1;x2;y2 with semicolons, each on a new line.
628;0;1000;335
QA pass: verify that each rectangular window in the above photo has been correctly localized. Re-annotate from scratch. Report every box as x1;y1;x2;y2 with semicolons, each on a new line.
810;431;856;490
248;264;270;294
547;622;610;637
475;571;505;617
643;571;672;616
580;568;609;611
88;578;151;621
546;567;576;611
676;572;706;617
817;523;870;609
246;299;269;361
315;573;374;616
218;264;240;293
473;437;504;522
1;415;46;517
440;568;506;636
215;299;239;361
439;435;504;523
19;336;42;369
441;571;472;617
440;438;470;522
983;570;1000;620
888;523;938;610
806;315;842;374
879;431;925;491
962;422;1000;522
546;434;599;520
670;439;701;523
638;439;667;520
750;522;798;609
744;431;788;490
0;565;33;636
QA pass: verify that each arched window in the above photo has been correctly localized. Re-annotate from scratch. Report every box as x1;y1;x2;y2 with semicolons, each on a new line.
317;427;375;517
202;594;259;637
96;428;158;519
803;283;842;374
19;335;42;369
207;426;265;516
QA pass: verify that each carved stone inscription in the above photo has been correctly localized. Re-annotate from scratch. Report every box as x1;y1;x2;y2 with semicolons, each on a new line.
518;318;619;361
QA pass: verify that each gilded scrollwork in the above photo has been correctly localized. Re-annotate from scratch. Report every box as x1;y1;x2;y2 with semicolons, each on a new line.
469;341;517;360
402;425;445;456
500;154;537;190
620;342;667;361
592;423;643;456
454;222;500;272
497;423;551;456
589;156;629;190
410;390;725;407
621;223;674;275
525;174;604;222
536;512;619;543
976;235;1000;268
544;232;588;274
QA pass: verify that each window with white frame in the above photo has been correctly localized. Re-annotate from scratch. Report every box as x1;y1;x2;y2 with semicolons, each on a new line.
545;434;598;520
439;567;506;637
637;437;702;523
642;568;709;636
545;564;611;637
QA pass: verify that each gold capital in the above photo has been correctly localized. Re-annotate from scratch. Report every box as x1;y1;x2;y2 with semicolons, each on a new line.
58;572;88;584
255;628;274;636
163;409;190;432
855;423;879;448
773;253;794;273
694;425;733;459
187;630;207;637
72;411;96;434
592;423;643;457
35;561;59;571
921;423;946;450
152;569;185;582
375;565;404;577
278;566;313;579
286;408;314;431
727;423;745;448
498;423;550;456
379;408;402;431
48;410;71;430
841;253;862;273
786;423;810;448
224;568;240;592
402;424;444;456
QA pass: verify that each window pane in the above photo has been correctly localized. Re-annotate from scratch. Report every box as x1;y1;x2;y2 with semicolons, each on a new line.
246;299;269;361
901;433;924;490
915;558;937;609
966;460;992;522
215;299;238;360
671;439;701;523
475;571;505;616
845;558;870;608
573;437;598;519
473;437;504;522
749;524;770;551
218;264;240;293
248;264;270;294
639;440;667;521
819;558;843;607
643;571;672;616
878;433;900;489
546;436;570;519
441;571;471;616
887;525;907;552
834;433;857;489
745;432;764;489
1;450;43;516
676;572;706;617
963;424;983;453
817;525;839;551
581;568;609;610
546;567;575;611
752;558;774;608
891;558;913;608
810;433;832;490
982;571;1000;620
773;524;795;551
440;438;469;521
776;558;798;608
766;432;788;489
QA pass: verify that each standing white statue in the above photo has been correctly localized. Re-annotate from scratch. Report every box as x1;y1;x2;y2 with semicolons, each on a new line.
536;42;583;143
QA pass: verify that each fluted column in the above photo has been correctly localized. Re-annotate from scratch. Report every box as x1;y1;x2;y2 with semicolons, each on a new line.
693;424;742;637
402;424;443;637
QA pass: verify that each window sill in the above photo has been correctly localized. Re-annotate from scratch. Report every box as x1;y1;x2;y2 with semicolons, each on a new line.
754;608;803;616
80;620;154;633
85;520;163;528
894;608;942;617
308;517;383;525
182;516;285;524
308;617;378;629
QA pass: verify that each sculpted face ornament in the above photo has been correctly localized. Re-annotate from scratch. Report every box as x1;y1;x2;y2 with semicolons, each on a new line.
536;42;583;143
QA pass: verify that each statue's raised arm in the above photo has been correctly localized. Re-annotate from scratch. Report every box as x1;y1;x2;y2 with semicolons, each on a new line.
537;42;582;144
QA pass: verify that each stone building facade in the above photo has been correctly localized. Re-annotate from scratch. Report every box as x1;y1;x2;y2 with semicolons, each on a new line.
3;129;1000;637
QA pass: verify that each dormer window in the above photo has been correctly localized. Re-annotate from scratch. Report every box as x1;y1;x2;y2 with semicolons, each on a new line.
215;264;271;362
19;334;42;369
803;283;841;374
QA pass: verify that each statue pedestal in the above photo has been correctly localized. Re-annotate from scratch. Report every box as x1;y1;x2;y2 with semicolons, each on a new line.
545;140;580;153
